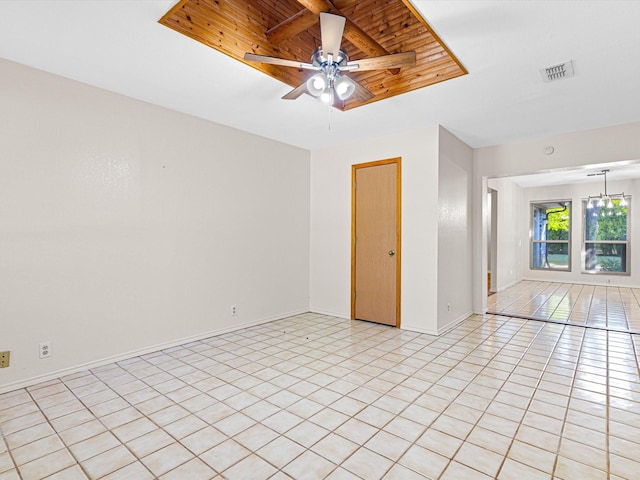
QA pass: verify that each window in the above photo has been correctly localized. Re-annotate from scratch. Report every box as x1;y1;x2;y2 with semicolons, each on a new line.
531;201;571;270
584;197;630;274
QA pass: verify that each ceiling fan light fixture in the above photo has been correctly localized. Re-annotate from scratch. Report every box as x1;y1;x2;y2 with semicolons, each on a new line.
307;73;326;96
335;76;355;100
319;86;334;105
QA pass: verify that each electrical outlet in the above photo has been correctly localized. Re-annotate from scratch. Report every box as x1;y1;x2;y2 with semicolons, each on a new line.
447;303;451;312
231;305;237;316
39;342;51;359
0;351;10;368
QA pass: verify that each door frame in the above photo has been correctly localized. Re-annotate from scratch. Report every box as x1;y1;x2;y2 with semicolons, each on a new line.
351;157;402;327
489;188;498;293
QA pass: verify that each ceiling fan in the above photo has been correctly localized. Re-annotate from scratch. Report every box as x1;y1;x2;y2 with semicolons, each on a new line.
244;12;416;105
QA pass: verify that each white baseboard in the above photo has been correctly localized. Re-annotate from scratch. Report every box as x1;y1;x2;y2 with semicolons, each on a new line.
437;312;474;335
401;312;473;336
400;325;439;336
496;279;519;292
308;308;350;320
0;309;308;395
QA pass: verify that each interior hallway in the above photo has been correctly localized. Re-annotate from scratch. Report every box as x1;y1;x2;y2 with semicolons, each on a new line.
1;312;639;479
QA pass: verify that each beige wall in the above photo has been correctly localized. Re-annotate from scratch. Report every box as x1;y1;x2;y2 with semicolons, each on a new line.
309;126;474;335
487;177;525;292
0;59;311;392
309;127;441;333
6;56;640;393
437;127;474;331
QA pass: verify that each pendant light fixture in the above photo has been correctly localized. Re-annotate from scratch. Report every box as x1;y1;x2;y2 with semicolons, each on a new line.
586;169;627;210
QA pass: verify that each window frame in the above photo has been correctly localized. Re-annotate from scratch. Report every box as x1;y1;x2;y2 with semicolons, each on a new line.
530;199;572;272
582;197;631;275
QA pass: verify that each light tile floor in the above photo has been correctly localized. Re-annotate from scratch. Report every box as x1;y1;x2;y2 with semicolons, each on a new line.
488;281;640;333
1;312;639;479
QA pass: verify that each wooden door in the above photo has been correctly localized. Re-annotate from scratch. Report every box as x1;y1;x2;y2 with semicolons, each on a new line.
352;158;401;327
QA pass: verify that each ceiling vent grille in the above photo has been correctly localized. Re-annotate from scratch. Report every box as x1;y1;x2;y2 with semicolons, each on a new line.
540;60;574;82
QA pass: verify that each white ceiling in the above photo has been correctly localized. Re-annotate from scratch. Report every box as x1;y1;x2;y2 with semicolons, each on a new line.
508;161;640;189
1;0;639;162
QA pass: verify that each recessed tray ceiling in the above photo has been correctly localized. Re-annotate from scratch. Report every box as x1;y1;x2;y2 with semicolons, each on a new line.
159;0;467;110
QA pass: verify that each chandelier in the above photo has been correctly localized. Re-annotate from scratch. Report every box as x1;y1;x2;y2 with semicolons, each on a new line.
586;169;627;210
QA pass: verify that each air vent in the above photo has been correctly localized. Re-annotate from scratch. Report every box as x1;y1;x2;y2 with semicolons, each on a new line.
540;60;574;82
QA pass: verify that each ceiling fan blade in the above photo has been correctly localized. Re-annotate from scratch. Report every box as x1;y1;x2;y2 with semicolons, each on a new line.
282;81;308;100
346;51;416;72
320;12;346;58
244;53;314;70
350;78;375;103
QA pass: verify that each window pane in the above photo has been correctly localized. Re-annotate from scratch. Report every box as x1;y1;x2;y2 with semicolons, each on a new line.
547;207;570;241
531;201;571;271
585;199;627;241
532;242;569;269
532;203;570;241
585;243;627;272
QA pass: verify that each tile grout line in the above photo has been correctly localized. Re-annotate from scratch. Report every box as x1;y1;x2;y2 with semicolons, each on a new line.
587;285;597;325
299;319;450;479
266;317;448;479
627;287;640;332
485;310;640;335
548;325;590;479
261;315;524;479
606;329;611;480
496;321;579;479
351;314;508;479
545;283;572;322
0;425;24;480
489;281;640;330
46;372;155;479
1;311;638;480
489;280;548;316
439;318;552;478
571;284;586;325
21;383;92;480
532;282;567;321
406;316;553;478
175;316;434;478
378;315;523;479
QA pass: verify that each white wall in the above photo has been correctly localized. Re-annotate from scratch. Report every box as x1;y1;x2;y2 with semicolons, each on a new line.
487;177;524;291
437;127;473;331
473;122;640;313
0;59;310;392
309;127;441;333
522;179;640;286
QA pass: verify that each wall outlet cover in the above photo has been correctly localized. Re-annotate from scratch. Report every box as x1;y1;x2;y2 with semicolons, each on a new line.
0;351;10;368
39;342;52;359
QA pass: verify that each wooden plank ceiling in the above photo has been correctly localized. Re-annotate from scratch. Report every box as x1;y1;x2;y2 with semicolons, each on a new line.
159;0;467;110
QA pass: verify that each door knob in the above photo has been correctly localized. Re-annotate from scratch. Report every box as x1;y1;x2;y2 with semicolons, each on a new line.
388;250;396;256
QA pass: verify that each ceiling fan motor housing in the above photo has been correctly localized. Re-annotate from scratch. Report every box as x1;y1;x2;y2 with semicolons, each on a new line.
307;47;354;102
311;46;349;68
